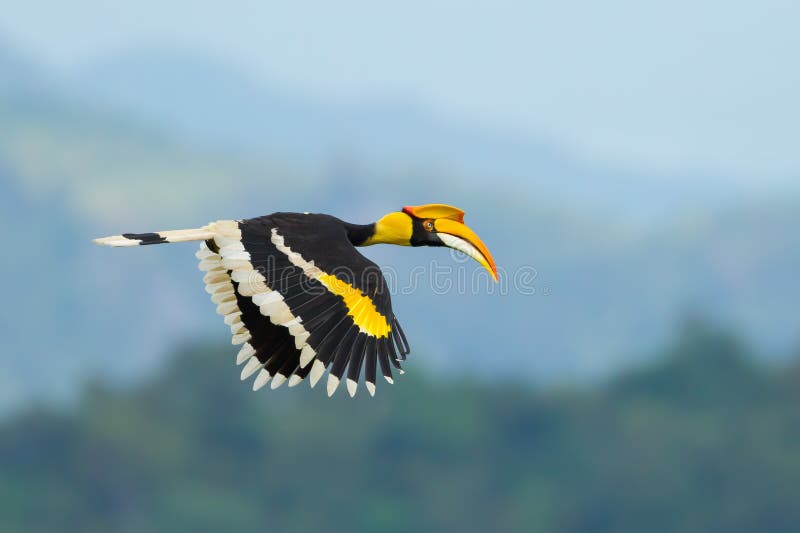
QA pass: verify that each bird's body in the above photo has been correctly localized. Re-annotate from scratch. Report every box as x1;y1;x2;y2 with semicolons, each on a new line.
95;204;496;397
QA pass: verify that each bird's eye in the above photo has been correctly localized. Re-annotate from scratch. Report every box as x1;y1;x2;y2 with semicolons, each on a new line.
423;220;434;232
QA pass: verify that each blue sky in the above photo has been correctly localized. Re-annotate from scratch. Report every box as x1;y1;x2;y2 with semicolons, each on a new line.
3;0;799;180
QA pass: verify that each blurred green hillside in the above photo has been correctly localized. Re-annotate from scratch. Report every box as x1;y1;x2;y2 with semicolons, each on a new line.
1;319;798;533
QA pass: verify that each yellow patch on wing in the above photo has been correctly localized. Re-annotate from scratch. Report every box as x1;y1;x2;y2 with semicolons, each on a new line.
317;273;391;338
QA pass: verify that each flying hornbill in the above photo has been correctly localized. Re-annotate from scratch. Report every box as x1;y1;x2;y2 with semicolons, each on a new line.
94;204;497;397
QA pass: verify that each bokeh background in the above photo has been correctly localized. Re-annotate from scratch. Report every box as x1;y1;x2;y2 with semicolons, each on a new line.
1;1;799;531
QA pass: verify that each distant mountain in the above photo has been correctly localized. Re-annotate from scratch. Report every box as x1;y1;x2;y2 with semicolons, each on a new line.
0;162;90;407
2;41;800;412
0;40;44;95
71;49;749;221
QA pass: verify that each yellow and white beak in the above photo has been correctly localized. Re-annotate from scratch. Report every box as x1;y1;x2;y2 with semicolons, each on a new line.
433;218;498;282
400;204;498;282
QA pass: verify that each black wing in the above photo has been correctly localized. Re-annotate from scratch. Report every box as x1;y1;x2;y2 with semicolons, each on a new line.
198;214;409;397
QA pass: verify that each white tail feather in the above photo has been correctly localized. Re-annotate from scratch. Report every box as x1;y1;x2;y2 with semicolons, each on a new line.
93;226;218;247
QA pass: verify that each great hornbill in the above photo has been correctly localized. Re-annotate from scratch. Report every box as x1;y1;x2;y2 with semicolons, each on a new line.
94;204;497;397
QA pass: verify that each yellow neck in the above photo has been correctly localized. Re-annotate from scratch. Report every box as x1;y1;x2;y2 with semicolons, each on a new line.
362;212;413;246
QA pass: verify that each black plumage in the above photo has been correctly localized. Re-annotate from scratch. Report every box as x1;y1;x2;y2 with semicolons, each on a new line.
230;213;406;395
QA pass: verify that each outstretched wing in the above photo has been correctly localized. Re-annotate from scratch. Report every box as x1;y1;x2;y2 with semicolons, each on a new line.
198;214;409;397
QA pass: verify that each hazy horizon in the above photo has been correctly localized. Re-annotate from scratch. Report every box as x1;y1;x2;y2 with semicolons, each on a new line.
2;3;799;411
3;0;799;182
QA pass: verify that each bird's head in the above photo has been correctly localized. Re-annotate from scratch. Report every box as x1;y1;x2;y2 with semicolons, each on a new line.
362;204;498;282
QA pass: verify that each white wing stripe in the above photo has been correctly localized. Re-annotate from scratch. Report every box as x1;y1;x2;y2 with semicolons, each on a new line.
197;241;253;366
209;225;315;391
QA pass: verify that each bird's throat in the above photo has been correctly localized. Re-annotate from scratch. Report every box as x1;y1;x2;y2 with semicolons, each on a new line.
345;222;378;246
355;212;413;246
